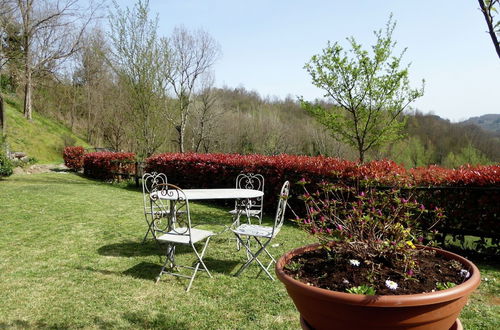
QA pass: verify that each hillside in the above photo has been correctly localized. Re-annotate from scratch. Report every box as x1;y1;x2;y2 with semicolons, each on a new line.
3;95;89;164
462;114;500;134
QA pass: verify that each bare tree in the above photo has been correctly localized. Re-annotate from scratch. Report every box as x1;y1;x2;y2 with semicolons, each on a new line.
190;74;225;153
478;0;500;59
108;0;170;158
0;1;16;136
166;26;220;152
73;28;111;144
8;0;97;119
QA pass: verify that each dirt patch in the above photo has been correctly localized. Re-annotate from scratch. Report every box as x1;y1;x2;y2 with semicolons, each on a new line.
283;247;467;295
13;164;69;175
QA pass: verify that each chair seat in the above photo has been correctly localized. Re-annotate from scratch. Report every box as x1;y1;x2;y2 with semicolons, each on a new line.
228;209;261;216
232;224;274;238
157;228;214;244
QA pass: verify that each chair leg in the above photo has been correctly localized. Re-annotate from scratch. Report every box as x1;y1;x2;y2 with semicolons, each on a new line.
156;244;176;283
192;237;212;278
184;238;212;292
142;215;153;243
234;235;275;280
142;226;152;243
254;237;276;278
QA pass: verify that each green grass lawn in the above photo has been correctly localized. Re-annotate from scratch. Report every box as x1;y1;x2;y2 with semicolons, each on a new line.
4;95;89;164
0;173;498;329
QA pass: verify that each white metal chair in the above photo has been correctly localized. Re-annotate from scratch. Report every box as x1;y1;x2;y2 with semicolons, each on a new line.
230;181;290;280
142;172;170;242
152;183;215;292
229;173;265;224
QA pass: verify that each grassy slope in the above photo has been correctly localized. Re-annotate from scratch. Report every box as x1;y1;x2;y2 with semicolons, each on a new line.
0;173;498;329
3;95;89;164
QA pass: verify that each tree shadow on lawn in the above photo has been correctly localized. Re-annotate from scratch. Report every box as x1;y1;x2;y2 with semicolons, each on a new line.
82;256;239;283
77;263;159;281
98;240;161;257
0;313;190;329
98;240;221;258
121;257;240;280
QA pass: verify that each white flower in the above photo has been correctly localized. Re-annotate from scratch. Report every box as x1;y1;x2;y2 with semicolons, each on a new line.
349;259;360;266
460;269;470;279
342;279;350;284
385;279;398;290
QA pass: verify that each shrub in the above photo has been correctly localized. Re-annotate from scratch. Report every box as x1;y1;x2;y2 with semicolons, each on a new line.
0;152;13;178
11;156;38;168
63;146;86;171
145;152;500;244
294;180;449;294
83;152;136;180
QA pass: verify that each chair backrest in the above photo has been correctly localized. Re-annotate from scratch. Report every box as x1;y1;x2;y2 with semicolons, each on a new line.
235;173;264;212
142;172;168;213
150;183;193;237
272;181;290;236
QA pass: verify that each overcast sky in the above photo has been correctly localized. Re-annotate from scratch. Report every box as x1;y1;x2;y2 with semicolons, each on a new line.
115;0;499;122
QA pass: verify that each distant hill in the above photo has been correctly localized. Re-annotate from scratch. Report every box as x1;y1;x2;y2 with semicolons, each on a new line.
462;114;500;134
3;95;89;163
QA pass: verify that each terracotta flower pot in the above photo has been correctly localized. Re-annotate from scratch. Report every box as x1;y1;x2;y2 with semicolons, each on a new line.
276;243;480;330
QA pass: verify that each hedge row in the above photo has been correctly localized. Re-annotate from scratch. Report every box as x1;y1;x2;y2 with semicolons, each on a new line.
145;152;500;242
83;152;136;180
63;146;85;171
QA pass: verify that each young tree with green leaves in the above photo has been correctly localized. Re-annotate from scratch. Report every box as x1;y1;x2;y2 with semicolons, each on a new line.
478;0;500;59
301;17;424;163
108;0;170;158
443;143;491;168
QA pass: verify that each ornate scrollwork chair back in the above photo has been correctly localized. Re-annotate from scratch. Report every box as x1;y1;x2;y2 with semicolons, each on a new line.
230;173;265;224
142;172;169;241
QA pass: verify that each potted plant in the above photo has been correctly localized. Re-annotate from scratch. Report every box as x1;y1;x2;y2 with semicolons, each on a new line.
276;180;480;330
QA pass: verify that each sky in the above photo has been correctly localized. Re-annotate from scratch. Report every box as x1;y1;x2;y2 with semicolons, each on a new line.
114;0;499;122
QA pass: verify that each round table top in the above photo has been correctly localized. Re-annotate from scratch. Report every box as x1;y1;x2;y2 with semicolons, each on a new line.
151;188;263;201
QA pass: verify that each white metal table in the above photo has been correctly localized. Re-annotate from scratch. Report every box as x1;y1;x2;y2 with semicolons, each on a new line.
151;188;264;201
151;188;264;225
150;188;265;263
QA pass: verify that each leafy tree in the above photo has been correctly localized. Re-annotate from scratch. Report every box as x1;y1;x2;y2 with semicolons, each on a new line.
390;136;435;168
300;17;424;163
478;0;500;59
108;0;169;158
443;143;491;168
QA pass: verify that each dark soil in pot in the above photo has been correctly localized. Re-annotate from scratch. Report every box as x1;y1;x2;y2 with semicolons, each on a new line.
283;247;469;295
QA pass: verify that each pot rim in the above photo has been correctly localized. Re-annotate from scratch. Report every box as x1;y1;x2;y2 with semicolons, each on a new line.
275;242;481;307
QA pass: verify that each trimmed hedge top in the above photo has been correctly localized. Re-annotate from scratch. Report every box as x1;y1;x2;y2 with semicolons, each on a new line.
146;152;499;187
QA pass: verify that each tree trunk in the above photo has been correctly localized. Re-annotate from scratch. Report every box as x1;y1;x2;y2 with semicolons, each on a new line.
0;93;5;136
174;125;184;153
478;0;500;59
23;67;32;120
358;147;364;164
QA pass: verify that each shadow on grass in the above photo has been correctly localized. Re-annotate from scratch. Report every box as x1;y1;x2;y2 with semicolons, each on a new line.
122;311;191;329
117;257;238;280
122;262;161;280
0;313;190;329
98;240;161;257
98;240;221;259
203;257;240;274
78;263;160;281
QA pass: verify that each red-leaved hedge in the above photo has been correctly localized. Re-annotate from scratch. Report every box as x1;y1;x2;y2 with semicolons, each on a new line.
83;152;136;180
63;146;85;171
146;152;500;242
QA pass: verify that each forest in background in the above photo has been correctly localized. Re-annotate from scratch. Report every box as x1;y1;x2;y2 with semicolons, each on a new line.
1;0;498;168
